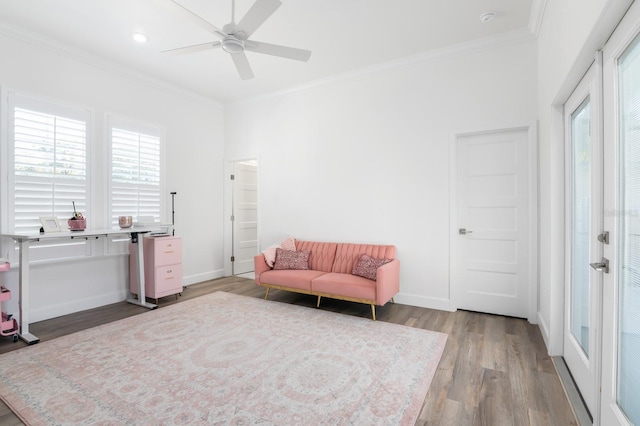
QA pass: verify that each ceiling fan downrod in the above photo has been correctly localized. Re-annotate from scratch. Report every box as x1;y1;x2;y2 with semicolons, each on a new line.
231;0;236;24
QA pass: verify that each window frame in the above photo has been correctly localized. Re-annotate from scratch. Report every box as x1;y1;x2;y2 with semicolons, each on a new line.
105;114;166;254
2;91;93;262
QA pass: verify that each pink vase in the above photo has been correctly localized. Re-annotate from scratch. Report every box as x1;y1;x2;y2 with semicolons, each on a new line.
68;218;86;230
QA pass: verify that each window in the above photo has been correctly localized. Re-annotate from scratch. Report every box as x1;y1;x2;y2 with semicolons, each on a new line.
5;93;91;261
108;117;163;228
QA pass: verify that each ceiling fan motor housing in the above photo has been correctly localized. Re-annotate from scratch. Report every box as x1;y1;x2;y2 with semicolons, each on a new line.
222;36;244;54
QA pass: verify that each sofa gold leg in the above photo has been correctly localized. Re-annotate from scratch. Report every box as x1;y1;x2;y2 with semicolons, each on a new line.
317;295;322;308
264;288;270;300
371;304;376;321
391;297;395;304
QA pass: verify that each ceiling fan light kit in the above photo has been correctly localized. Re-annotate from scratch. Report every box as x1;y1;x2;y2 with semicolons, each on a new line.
222;36;244;54
165;0;311;80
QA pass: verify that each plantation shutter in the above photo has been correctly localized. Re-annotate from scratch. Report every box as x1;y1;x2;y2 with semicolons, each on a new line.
110;127;161;227
11;106;88;234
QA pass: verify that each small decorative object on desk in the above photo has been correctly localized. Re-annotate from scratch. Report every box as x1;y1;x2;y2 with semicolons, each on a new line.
68;201;86;231
119;216;133;229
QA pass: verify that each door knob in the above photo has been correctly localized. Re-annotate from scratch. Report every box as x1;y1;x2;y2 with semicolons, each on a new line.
590;258;609;273
459;228;473;235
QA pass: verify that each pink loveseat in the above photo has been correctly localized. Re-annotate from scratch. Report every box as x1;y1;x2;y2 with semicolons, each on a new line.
254;240;400;320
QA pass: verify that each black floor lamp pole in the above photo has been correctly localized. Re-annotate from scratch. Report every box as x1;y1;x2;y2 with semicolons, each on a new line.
170;192;177;236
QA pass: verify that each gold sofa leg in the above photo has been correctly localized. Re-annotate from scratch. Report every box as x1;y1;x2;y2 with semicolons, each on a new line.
391;297;395;304
317;295;322;308
264;288;270;300
371;304;376;321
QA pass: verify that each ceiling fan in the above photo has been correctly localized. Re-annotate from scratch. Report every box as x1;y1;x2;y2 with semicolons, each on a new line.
165;0;311;80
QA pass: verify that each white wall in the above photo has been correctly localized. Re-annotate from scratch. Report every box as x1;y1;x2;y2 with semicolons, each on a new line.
536;0;631;354
7;1;621;332
0;30;226;322
225;39;538;310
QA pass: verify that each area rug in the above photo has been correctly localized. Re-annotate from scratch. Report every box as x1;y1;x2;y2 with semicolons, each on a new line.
0;292;447;425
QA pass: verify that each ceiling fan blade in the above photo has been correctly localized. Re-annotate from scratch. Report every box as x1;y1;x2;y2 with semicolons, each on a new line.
167;0;226;38
162;41;222;56
244;40;311;62
230;52;255;80
236;0;281;39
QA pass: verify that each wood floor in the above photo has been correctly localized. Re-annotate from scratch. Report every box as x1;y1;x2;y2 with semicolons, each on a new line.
0;277;577;425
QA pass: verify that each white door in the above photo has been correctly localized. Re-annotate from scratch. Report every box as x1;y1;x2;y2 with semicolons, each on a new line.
231;160;258;275
601;2;640;424
453;128;533;318
563;59;603;419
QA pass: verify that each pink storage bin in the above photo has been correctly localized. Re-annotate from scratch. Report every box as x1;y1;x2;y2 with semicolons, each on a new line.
0;286;10;302
68;218;87;230
0;313;18;341
0;287;18;342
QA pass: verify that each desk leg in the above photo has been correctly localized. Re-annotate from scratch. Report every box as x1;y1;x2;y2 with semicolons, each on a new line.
127;232;157;309
18;239;39;344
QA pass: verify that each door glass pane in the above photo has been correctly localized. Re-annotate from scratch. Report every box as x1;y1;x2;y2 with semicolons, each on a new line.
617;33;640;425
570;98;592;356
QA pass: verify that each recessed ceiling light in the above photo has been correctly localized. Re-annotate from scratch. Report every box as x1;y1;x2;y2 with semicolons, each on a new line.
480;12;496;23
132;32;147;43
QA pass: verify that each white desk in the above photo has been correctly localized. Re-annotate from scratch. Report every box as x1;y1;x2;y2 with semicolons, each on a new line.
0;226;171;345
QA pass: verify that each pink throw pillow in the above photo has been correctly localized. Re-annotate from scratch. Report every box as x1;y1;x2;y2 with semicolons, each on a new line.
273;248;310;270
352;253;392;281
262;236;296;268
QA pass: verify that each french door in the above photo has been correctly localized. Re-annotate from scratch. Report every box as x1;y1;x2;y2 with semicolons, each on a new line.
564;58;603;419
601;1;640;424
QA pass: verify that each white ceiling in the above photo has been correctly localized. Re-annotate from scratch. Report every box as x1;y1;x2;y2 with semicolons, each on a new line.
0;0;536;103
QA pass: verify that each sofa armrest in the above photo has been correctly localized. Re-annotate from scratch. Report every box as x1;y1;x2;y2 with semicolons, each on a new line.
376;259;400;305
254;254;271;285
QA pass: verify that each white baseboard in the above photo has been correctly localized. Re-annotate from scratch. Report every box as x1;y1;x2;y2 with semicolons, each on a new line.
28;270;225;322
183;269;225;286
30;290;128;323
537;311;551;352
393;292;455;312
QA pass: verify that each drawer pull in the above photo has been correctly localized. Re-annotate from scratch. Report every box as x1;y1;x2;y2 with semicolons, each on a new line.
164;250;174;254
165;277;174;280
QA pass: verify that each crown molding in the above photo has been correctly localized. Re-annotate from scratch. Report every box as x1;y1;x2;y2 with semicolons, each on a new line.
228;27;536;107
0;22;223;109
529;0;548;37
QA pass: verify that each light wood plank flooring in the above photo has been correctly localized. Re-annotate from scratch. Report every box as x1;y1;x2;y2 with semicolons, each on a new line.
0;277;577;425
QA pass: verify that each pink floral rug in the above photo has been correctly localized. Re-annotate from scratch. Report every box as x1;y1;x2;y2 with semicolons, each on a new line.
0;292;447;425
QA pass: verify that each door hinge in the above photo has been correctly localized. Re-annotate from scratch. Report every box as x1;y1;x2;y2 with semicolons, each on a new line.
230;174;235;180
231;256;235;262
231;215;235;221
597;231;609;244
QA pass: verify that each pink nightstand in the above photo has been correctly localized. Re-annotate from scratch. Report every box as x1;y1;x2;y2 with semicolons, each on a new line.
130;236;183;304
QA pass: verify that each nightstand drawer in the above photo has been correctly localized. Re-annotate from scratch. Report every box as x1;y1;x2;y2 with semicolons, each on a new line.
155;264;183;294
153;238;181;266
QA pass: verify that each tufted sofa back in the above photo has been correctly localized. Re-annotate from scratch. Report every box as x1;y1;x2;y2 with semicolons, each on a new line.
295;240;338;272
294;240;396;274
331;243;396;274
